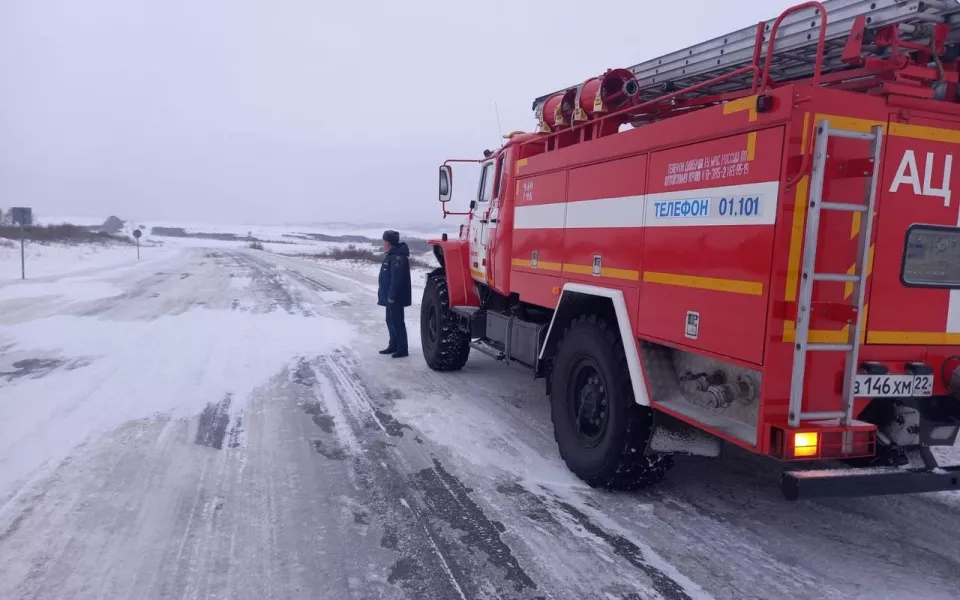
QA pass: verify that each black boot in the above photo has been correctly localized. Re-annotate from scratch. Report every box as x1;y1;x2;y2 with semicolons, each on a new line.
379;347;396;355
391;350;408;358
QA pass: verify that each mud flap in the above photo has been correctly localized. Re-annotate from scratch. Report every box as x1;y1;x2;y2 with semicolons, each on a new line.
647;411;723;458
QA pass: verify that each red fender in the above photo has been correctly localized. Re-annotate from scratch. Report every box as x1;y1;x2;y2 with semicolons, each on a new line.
429;239;480;308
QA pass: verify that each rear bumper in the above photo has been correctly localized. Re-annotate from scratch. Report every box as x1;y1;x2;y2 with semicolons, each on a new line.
781;465;960;501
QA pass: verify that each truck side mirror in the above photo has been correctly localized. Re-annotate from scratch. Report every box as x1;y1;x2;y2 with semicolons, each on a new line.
439;165;453;203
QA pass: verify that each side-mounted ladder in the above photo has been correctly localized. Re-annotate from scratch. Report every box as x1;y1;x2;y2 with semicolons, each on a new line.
532;0;960;115
787;120;884;428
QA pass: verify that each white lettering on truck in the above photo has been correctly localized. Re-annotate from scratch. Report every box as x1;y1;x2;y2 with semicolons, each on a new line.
889;149;953;207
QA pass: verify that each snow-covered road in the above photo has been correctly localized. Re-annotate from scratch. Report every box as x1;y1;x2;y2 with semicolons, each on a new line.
1;248;958;600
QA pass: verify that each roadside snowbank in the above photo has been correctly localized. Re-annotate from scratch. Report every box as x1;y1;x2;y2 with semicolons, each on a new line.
0;279;124;302
0;305;354;507
0;242;148;282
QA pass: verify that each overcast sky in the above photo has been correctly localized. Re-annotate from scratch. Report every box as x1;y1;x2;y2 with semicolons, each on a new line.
0;0;798;227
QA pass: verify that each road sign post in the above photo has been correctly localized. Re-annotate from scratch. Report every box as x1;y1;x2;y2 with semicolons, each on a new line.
133;229;142;259
12;207;32;280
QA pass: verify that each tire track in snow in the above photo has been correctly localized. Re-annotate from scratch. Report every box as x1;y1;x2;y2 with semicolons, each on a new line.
493;480;712;600
285;269;336;293
195;394;232;450
312;349;701;599
269;259;720;599
295;356;474;598
313;353;477;597
231;252;313;316
548;500;702;600
409;459;538;596
293;357;468;600
265;254;708;599
305;351;546;599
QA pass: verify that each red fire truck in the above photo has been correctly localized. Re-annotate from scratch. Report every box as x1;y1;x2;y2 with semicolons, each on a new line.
421;0;960;500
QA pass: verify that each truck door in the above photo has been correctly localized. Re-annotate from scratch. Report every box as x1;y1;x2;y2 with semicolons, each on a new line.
866;115;960;345
484;153;508;289
468;158;496;283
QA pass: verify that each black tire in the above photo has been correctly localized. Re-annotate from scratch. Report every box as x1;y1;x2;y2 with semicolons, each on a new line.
420;274;471;371
550;314;672;490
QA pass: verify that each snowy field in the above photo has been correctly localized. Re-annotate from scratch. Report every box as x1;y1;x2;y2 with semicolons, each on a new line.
38;214;451;244
2;215;441;283
0;234;959;599
0;241;151;281
142;233;369;256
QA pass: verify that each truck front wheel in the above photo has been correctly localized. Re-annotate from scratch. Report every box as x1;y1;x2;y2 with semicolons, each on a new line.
550;314;671;490
420;274;471;371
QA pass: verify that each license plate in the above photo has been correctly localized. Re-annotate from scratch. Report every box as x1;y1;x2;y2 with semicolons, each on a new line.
853;374;934;398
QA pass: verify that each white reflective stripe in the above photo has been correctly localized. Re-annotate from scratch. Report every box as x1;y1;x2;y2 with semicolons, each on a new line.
946;301;960;333
565;195;645;228
514;202;566;230
644;181;780;227
512;181;779;230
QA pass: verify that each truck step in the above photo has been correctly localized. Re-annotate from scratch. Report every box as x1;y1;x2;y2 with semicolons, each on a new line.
471;340;505;361
820;202;867;212
798;411;846;420
827;129;878;142
781;464;960;501
806;343;854;352
812;273;861;283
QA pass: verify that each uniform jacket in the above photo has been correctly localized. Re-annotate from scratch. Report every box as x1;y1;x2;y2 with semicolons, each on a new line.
378;242;412;307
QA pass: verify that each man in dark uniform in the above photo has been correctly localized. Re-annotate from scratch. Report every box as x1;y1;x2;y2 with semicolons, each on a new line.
378;230;411;358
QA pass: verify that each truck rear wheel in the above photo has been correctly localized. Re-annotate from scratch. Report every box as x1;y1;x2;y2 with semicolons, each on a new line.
550;314;671;490
420;274;471;371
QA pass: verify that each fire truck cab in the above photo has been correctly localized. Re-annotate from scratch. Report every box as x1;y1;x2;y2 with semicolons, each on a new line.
423;0;960;500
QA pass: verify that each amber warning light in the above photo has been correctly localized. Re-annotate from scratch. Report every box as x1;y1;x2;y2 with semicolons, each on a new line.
793;432;819;457
771;425;876;461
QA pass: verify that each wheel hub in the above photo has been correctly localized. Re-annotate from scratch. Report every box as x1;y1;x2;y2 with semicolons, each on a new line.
572;363;608;446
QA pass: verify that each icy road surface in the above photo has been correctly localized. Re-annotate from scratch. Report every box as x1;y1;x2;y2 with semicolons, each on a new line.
1;248;959;600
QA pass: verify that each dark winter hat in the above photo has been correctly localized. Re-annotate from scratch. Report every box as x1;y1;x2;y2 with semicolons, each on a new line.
382;230;400;245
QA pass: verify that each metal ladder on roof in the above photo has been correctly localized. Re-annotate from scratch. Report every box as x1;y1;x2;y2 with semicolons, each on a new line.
787;119;884;428
532;0;960;113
